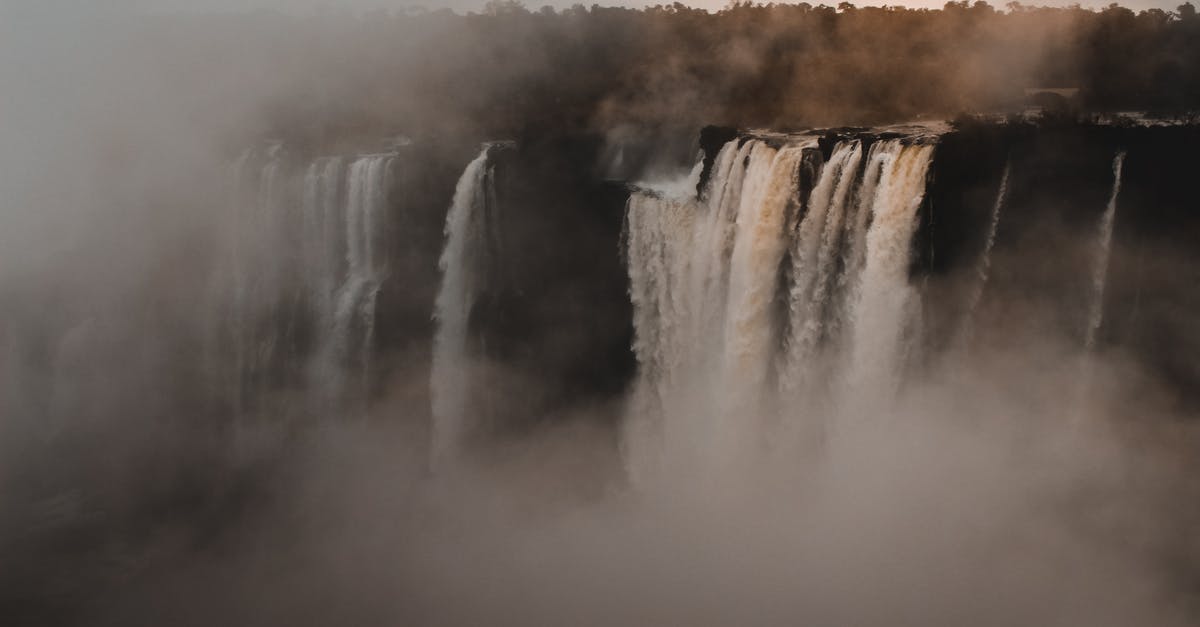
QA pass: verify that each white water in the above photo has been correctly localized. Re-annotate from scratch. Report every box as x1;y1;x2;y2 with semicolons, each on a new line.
781;140;863;397
430;146;493;471
845;142;935;402
1084;151;1126;351
624;135;937;481
334;153;395;417
720;142;797;435
957;159;1010;348
301;156;345;413
1072;151;1127;424
624;139;786;478
217;145;395;423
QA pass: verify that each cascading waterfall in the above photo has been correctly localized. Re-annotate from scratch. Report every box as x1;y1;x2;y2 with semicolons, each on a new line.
845;141;935;401
334;153;395;417
226;142;288;419
623;133;937;480
624;190;700;476
1084;151;1126;351
836;140;893;324
719;142;803;449
624;138;804;477
430;145;498;470
301;156;346;412
956;159;1010;348
214;144;396;423
213;129;1135;470
1073;151;1127;423
780;140;863;399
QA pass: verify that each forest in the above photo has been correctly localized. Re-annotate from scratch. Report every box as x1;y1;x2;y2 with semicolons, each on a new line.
177;0;1200;144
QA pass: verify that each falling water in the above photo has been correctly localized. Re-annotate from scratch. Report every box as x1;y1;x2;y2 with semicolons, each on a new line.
845;142;935;401
836;140;892;325
781;140;863;396
334;153;395;417
214;145;396;423
1072;151;1126;423
624;138;791;478
957;159;1010;348
1084;151;1126;351
232;142;287;419
430;146;494;470
301;156;345;413
623;133;938;480
720;142;798;429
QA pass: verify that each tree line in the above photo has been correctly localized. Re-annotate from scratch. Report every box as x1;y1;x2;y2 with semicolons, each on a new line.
104;1;1200;146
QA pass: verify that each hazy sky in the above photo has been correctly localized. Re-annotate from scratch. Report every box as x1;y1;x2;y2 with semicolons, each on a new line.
3;0;1188;14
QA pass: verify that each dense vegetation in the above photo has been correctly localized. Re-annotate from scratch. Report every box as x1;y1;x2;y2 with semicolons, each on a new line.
123;1;1200;145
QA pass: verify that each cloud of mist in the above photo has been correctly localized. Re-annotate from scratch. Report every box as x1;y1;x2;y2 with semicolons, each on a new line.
66;331;1200;626
2;3;1199;626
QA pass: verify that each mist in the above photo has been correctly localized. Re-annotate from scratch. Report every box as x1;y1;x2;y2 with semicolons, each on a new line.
53;342;1200;626
2;2;1200;626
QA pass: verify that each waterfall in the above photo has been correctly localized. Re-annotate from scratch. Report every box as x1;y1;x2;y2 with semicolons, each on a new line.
1084;151;1126;351
781;140;863;397
231;142;287;419
214;144;396;424
623;134;938;481
430;146;496;470
1071;151;1126;424
956;159;1010;348
301;156;345;413
334;153;395;417
845;142;935;402
624;138;807;477
720;143;798;431
838;140;892;322
624;190;701;477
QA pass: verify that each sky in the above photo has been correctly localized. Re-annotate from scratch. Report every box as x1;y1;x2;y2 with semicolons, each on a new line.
2;0;1188;15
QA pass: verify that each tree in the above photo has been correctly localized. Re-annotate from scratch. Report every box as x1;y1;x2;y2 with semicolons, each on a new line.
483;0;528;16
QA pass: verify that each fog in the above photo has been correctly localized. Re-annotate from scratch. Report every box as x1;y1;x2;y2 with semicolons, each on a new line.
6;0;1189;14
2;2;1199;626
59;342;1200;626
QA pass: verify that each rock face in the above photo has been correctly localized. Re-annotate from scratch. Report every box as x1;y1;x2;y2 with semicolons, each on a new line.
922;121;1200;410
465;137;635;433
